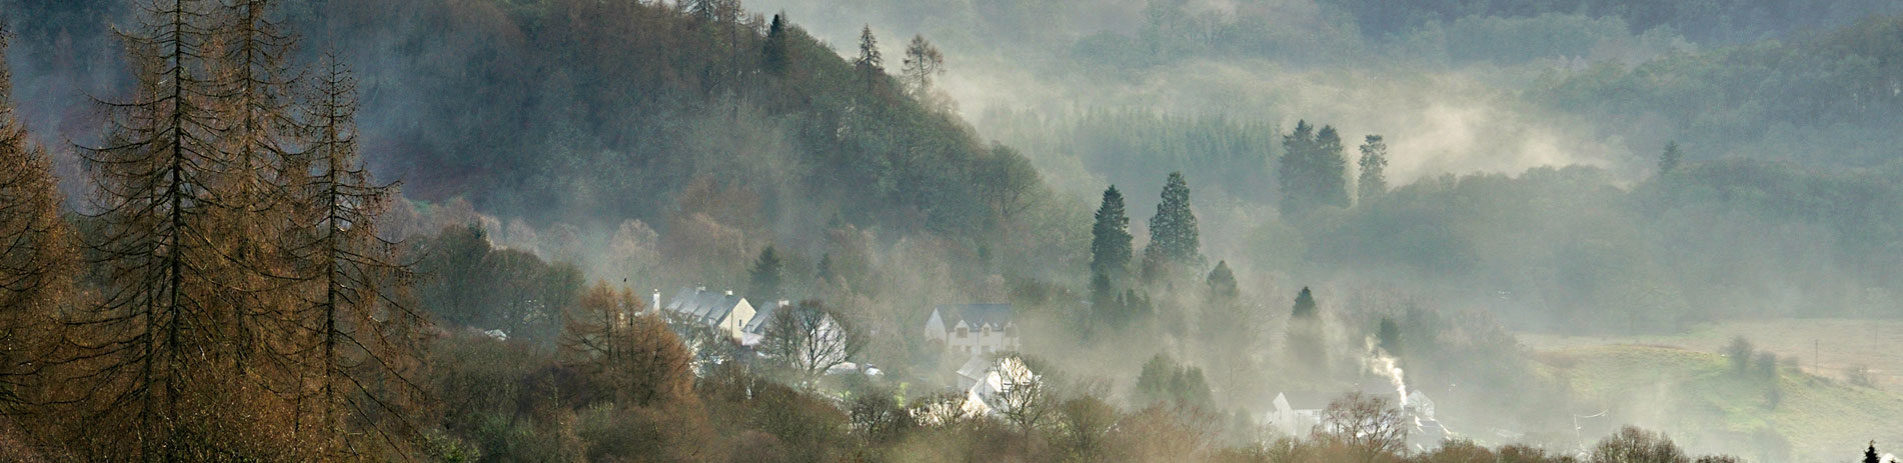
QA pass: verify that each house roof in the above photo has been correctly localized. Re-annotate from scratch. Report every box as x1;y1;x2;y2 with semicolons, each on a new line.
955;354;994;381
745;300;788;335
665;287;746;324
934;304;1014;329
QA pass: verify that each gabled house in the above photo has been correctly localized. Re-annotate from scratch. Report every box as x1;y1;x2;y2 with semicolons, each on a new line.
924;304;1019;357
1265;391;1329;437
960;356;1038;417
663;287;756;342
740;300;789;346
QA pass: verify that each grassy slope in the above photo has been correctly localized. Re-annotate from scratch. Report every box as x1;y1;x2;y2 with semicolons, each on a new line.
1537;343;1903;462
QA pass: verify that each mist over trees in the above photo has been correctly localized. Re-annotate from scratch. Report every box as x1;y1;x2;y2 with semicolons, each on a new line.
3;0;1903;461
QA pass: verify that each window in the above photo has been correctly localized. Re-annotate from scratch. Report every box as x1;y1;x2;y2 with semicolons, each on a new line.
956;327;968;338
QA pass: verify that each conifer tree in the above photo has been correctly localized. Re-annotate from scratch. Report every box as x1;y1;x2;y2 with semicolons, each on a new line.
1142;172;1201;282
1357;134;1388;204
1660;141;1683;175
1278;121;1315;216
1088;185;1132;282
763;13;790;77
206;0;303;382
67;0;268;457
749;245;784;299
1292;286;1317;319
1315;125;1350;208
1205;261;1238;303
1864;442;1880;463
855;25;882;90
0;29;75;409
284;54;427;457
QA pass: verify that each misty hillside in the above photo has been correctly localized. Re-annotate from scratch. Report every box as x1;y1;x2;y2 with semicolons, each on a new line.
8;0;1903;461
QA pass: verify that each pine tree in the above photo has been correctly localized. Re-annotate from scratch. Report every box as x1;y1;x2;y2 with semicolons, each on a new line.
1292;287;1317;319
0;30;76;409
1357;134;1388;204
1143;172;1201;281
1278;120;1315;216
1205;261;1238;303
1089;185;1132;282
1659;141;1682;175
1315;125;1350;208
284;54;427;457
1864;442;1880;463
855;25;882;90
749;245;784;299
763;13;790;77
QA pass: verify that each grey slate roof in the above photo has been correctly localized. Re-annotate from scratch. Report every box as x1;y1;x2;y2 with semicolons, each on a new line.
745;300;787;335
934;304;1013;329
665;287;745;324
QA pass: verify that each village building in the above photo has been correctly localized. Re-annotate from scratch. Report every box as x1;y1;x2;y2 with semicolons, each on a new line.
923;304;1019;356
663;286;757;342
740;299;790;346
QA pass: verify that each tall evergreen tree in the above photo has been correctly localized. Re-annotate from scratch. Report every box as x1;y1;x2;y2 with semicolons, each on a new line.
749;245;784;299
1659;141;1683;175
1864;442;1880;463
1278;120;1316;215
1291;287;1317;319
1205;261;1238;303
284;55;427;457
763;13;790;77
854;25;882;90
1357;134;1388;204
1089;185;1132;282
1314;125;1350;208
1142;172;1201;282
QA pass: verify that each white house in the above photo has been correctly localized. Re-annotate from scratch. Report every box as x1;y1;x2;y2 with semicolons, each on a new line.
663;287;756;342
1265;392;1327;437
960;356;1038;417
924;304;1019;357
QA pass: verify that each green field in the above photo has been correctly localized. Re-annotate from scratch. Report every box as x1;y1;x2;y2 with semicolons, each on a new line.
1523;320;1903;463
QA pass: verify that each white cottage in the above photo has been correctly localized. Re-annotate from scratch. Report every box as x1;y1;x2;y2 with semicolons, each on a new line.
663;287;756;342
1265;392;1328;437
923;304;1019;356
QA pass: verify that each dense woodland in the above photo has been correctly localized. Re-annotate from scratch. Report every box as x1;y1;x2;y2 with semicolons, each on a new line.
3;0;1903;461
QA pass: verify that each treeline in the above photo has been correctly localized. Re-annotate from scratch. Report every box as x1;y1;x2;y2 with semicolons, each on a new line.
1533;14;1903;166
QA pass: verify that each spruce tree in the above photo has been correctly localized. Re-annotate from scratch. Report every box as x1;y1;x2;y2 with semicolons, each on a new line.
1660;141;1683;175
1357;134;1388;204
1864;442;1880;463
1145;172;1202;276
1292;287;1317;319
750;245;784;299
1089;185;1132;282
1315;125;1350;208
1205;261;1238;303
855;25;882;90
1278;121;1315;215
763;14;789;77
